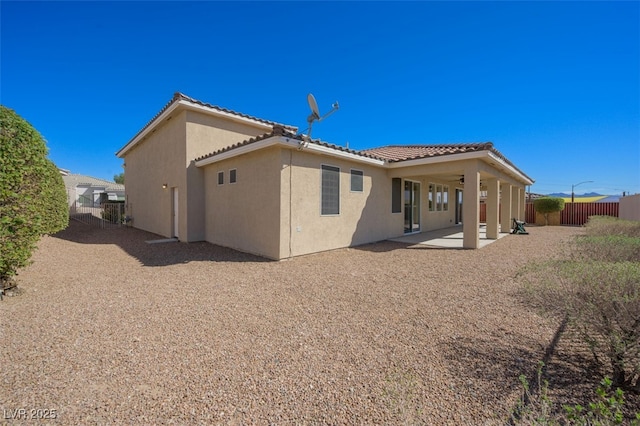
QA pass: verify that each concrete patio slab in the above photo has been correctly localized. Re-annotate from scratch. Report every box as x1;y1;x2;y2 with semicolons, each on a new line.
388;225;511;248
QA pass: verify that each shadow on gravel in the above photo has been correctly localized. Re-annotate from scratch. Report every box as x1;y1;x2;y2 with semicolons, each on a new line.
52;220;271;266
440;319;640;424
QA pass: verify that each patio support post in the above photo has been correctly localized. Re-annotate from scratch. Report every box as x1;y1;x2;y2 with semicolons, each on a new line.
520;187;527;221
462;167;480;249
500;183;512;231
511;186;521;222
486;178;500;239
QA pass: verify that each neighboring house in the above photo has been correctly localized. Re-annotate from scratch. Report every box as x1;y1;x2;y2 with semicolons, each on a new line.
61;173;125;208
116;93;533;260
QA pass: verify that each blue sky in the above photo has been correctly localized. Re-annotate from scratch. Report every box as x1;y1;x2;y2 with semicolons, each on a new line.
2;1;639;196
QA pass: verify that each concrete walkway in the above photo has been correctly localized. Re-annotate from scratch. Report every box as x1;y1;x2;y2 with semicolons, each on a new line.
388;225;511;249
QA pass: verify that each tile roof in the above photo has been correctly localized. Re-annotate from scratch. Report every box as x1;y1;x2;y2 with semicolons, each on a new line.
194;126;384;163
62;174;125;192
122;93;297;154
361;143;495;162
194;129;532;183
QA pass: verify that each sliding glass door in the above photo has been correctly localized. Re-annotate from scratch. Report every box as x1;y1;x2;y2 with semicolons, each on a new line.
404;181;420;233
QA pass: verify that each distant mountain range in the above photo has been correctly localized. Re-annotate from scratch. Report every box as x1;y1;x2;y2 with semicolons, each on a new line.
548;192;603;197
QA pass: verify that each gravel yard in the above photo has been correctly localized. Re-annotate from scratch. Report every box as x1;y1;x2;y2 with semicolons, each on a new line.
2;221;584;424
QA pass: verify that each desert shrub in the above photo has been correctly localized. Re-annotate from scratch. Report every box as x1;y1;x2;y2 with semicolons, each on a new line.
0;106;68;285
520;259;640;391
574;235;640;263
100;202;125;223
514;364;640;425
534;197;565;226
586;216;640;238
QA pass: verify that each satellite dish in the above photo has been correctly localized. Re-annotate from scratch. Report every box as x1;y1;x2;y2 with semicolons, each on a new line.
307;93;320;121
303;93;339;143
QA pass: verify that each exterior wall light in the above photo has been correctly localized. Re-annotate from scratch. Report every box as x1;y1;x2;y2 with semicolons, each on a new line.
162;183;168;189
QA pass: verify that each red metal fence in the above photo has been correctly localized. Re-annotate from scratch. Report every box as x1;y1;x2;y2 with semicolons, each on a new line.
559;202;619;226
479;202;618;226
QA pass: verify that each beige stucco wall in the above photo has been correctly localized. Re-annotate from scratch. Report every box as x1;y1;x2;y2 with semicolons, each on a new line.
122;108;274;242
202;146;283;259
185;110;274;242
282;149;401;258
123;110;188;239
619;194;640;221
202;145;404;260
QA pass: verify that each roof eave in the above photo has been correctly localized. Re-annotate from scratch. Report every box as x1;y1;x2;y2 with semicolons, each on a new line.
195;137;386;168
116;99;295;159
386;150;534;185
486;151;534;186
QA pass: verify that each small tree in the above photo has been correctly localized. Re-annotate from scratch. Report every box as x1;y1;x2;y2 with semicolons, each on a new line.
533;197;565;225
0;106;68;287
113;172;124;184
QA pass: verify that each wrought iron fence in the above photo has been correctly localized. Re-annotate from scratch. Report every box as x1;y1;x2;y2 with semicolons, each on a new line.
69;195;126;229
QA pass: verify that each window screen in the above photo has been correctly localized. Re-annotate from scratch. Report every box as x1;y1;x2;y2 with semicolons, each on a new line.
321;165;340;215
350;169;363;192
218;171;224;185
230;169;237;184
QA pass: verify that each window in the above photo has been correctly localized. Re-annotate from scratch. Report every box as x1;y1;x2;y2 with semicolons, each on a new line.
392;178;402;213
321;165;340;215
217;171;224;185
443;185;449;211
428;184;434;211
350;169;363;192
428;183;448;212
230;169;237;184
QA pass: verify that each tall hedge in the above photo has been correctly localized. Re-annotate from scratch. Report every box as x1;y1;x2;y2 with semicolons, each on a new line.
533;197;565;225
0;106;68;285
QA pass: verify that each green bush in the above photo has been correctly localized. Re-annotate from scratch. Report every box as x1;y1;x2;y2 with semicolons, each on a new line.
533;197;566;225
0;106;68;286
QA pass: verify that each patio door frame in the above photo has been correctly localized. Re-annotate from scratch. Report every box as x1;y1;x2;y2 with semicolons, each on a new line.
455;188;463;224
404;180;421;234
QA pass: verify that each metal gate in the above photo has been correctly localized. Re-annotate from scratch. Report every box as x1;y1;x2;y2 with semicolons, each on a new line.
70;198;126;229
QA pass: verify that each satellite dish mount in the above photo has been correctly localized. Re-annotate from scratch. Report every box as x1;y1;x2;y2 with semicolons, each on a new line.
305;93;339;142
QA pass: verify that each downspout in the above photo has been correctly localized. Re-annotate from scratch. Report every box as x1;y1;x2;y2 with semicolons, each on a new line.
288;149;293;258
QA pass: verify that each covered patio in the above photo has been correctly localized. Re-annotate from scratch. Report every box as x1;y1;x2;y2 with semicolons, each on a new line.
389;224;512;249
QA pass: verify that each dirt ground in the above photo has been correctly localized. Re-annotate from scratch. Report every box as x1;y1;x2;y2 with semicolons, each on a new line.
1;221;631;424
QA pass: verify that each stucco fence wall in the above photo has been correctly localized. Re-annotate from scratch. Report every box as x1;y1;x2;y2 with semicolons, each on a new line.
619;194;640;221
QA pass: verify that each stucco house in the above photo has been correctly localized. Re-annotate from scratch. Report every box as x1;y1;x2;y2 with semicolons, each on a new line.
116;93;533;260
60;170;125;208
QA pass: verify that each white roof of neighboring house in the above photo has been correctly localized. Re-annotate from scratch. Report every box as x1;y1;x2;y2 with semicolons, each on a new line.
62;174;125;192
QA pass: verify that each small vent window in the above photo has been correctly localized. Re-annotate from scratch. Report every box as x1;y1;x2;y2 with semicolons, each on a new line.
230;169;237;184
218;171;224;185
350;169;363;192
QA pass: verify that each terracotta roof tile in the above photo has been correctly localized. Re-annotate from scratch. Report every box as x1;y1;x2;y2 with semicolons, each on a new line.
124;93;297;151
361;143;494;162
195;126;386;164
194;125;298;162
